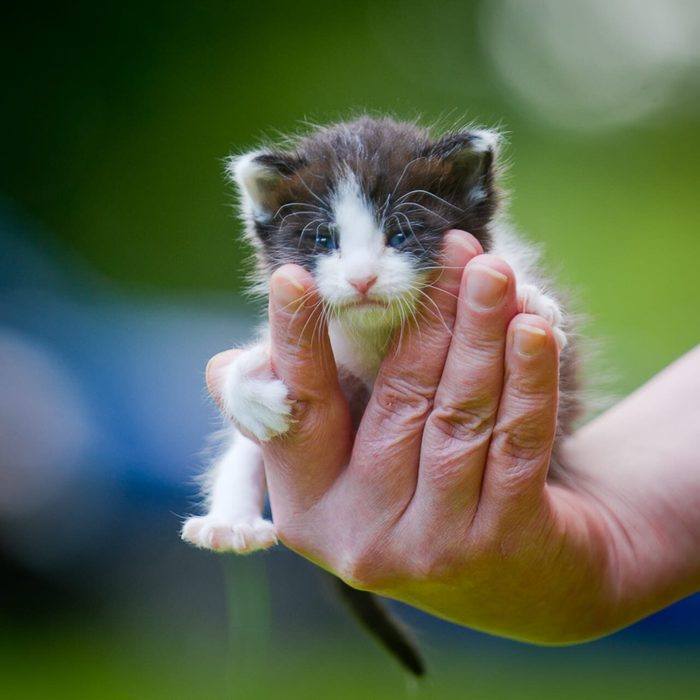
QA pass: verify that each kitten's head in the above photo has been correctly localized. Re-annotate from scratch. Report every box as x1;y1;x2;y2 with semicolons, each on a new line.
228;117;500;328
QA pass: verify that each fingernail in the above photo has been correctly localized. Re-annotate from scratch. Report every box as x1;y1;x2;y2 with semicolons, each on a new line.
514;324;547;356
466;264;508;309
272;270;307;309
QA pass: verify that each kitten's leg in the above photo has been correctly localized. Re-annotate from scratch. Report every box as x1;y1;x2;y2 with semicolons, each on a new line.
220;343;292;441
516;283;568;350
182;344;292;553
182;431;277;553
488;231;568;349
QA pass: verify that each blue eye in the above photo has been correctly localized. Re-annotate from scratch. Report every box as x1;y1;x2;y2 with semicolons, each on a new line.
315;231;338;250
388;230;410;248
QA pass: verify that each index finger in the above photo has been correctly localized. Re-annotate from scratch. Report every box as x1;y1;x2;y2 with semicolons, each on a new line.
347;231;483;515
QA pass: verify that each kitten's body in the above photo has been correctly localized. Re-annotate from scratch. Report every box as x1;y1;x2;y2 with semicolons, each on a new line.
182;116;581;673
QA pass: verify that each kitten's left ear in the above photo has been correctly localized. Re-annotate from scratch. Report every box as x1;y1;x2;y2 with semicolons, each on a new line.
426;129;499;205
227;151;304;222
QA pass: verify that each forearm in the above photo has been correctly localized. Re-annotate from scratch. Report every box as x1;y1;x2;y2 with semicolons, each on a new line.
562;345;700;631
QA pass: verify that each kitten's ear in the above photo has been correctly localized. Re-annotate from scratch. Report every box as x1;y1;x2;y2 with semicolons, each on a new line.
426;130;499;205
227;151;304;221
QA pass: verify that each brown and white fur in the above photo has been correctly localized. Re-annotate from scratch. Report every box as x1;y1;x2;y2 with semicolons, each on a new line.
182;116;580;556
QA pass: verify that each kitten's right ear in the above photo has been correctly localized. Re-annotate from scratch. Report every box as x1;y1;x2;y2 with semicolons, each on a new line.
227;151;304;222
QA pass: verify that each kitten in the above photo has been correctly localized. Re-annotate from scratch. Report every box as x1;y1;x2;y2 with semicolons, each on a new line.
182;116;581;674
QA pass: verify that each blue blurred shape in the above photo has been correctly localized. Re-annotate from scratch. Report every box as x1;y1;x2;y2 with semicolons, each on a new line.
0;200;251;570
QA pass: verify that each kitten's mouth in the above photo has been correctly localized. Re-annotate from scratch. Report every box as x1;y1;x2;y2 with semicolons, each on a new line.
346;298;387;309
333;297;410;327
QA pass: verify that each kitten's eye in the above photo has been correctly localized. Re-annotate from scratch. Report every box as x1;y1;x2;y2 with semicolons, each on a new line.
315;230;338;250
388;230;410;248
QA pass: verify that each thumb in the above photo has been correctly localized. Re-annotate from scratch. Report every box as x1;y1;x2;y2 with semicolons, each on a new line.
263;265;352;516
268;264;338;402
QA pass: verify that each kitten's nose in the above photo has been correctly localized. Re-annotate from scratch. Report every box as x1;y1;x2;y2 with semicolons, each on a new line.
348;275;378;296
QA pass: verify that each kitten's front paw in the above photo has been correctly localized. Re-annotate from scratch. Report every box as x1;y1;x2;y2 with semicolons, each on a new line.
517;284;568;350
182;515;278;554
222;347;292;441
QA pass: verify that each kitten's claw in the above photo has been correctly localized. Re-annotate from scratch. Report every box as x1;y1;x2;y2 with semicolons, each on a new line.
222;347;292;441
182;515;278;554
551;327;568;351
517;283;568;350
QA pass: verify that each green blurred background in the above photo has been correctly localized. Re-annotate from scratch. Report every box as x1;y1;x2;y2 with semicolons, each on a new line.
1;1;699;699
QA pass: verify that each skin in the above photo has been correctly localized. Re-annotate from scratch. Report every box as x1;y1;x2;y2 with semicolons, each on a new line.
207;230;700;644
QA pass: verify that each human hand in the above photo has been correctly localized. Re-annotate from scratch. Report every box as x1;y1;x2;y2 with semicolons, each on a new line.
207;232;700;642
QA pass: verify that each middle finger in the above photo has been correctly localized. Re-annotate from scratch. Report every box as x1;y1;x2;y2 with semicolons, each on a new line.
413;255;518;521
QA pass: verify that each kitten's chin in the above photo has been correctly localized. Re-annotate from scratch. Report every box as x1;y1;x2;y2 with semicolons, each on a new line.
336;299;406;329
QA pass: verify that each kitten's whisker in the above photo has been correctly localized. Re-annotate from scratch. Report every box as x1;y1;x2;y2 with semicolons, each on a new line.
423;283;460;302
394;297;412;358
296;218;327;249
418;264;471;287
278;210;326;226
295;174;331;211
309;305;324;355
280;288;317;314
295;298;325;346
412;304;424;346
284;291;322;343
390;212;428;254
386;156;428;208
298;217;324;232
413;289;453;337
409;301;422;339
390;211;415;237
394;293;424;347
412;296;438;332
288;304;312;341
318;304;331;348
419;264;470;271
394;201;450;224
274;201;325;218
378;192;393;227
395;189;464;212
391;300;403;358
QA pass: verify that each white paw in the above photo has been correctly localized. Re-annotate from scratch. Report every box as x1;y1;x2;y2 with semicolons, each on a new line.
222;347;292;441
517;284;568;350
181;514;278;554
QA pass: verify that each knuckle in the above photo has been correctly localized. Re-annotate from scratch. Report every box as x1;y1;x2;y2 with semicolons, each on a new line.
410;552;456;584
337;542;392;591
374;375;433;427
403;538;470;584
341;545;460;590
338;532;476;591
288;397;312;426
423;446;483;495
272;518;296;549
428;395;495;444
280;400;347;453
505;360;556;400
458;332;505;363
273;512;314;556
492;408;553;464
462;518;511;563
339;562;377;591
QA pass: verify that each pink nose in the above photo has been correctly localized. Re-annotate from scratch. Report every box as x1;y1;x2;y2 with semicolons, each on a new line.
348;275;378;296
